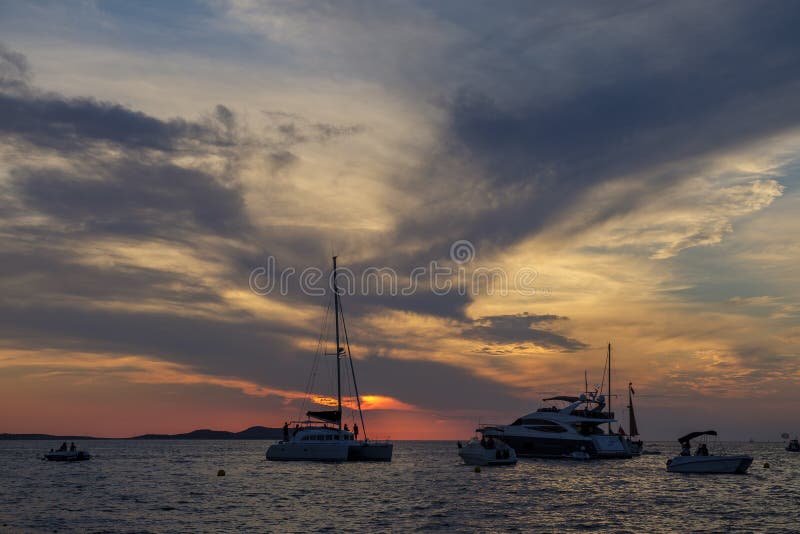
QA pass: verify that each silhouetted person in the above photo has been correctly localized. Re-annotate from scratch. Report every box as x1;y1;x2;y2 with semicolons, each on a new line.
487;436;495;449
480;436;487;448
293;424;300;437
59;442;67;452
344;424;349;432
697;443;709;456
680;443;691;456
69;442;76;452
353;423;359;440
283;422;289;441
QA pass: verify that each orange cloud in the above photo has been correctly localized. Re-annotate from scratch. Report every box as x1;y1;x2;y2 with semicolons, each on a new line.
0;349;418;412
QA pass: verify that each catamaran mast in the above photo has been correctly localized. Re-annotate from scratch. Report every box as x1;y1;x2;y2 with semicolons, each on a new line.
333;256;342;432
607;342;612;434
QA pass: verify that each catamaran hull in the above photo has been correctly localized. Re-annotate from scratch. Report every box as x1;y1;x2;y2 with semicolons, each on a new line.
347;442;393;461
266;442;350;462
667;455;753;474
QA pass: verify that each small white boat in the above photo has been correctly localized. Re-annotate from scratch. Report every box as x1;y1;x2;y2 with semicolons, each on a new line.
667;455;753;473
666;431;752;474
458;434;517;466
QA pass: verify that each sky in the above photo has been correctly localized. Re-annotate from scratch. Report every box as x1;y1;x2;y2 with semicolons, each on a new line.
1;0;799;440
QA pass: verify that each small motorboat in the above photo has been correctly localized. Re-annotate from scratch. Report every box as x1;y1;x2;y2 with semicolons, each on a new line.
44;450;91;462
666;430;752;474
786;438;800;452
458;433;517;466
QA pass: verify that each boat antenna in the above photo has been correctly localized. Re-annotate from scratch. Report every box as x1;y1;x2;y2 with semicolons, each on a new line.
340;302;367;440
333;256;342;432
607;342;612;434
584;370;588;397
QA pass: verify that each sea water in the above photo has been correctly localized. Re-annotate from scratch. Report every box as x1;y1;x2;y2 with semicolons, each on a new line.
0;440;797;532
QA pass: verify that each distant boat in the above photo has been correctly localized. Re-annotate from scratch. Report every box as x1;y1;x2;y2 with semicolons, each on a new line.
666;431;752;474
786;438;800;452
44;443;90;462
266;257;392;462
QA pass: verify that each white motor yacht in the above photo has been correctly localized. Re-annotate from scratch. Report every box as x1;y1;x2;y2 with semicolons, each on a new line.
666;431;752;474
458;432;517;466
480;344;632;459
480;394;631;459
265;257;393;463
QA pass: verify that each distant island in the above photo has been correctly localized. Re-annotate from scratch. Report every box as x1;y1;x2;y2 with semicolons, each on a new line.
0;426;283;440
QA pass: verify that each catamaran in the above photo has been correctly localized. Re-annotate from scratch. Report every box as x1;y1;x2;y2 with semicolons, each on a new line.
266;257;393;462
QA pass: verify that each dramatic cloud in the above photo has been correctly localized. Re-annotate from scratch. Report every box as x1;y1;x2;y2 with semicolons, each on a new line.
12;160;249;237
462;313;587;352
1;0;799;438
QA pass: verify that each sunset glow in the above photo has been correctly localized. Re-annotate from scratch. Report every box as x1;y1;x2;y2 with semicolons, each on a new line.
1;1;800;441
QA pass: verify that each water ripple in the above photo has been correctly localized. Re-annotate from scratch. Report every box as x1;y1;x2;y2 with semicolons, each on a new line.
0;441;797;532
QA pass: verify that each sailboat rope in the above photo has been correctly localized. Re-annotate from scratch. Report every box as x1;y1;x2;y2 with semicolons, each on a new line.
339;299;368;440
299;293;333;418
597;350;608;397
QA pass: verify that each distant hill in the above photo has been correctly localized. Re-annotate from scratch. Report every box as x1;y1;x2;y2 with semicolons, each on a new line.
0;426;284;440
133;426;283;440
